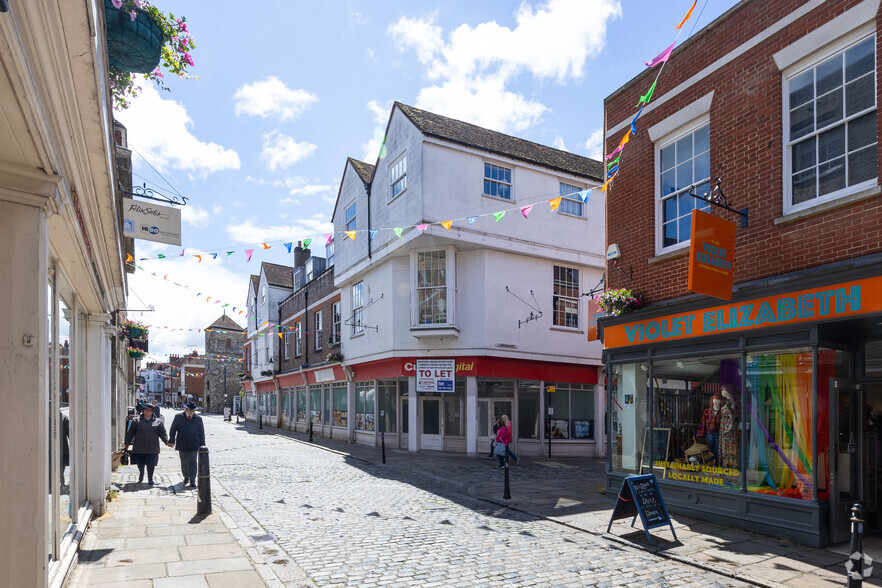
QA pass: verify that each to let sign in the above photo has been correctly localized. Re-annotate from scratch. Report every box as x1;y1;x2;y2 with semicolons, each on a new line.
416;359;455;393
687;209;736;300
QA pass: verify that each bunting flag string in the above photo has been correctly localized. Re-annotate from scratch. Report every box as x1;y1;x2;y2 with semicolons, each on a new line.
284;242;292;253
520;204;533;219
393;227;403;239
245;249;254;262
416;224;429;232
549;197;562;211
303;238;312;248
345;230;357;240
494;211;505;222
602;0;701;193
441;220;453;231
369;229;378;240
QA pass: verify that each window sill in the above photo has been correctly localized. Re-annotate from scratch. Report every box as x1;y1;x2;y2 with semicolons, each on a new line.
558;211;586;220
550;326;584;334
482;193;513;203
388;187;407;204
350;332;365;339
410;325;460;338
775;184;881;225
648;246;689;265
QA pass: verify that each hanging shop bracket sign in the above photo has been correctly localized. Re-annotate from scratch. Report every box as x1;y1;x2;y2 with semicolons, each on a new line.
687;209;736;301
604;275;882;348
122;198;182;245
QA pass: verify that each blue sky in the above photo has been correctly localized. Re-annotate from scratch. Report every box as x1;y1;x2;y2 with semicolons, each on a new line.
118;0;740;360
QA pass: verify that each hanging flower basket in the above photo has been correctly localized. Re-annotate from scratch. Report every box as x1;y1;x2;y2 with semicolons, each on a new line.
595;288;644;317
122;319;149;339
327;352;343;362
104;0;164;73
127;347;146;359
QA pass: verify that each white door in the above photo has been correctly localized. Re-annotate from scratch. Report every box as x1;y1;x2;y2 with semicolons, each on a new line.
420;398;442;450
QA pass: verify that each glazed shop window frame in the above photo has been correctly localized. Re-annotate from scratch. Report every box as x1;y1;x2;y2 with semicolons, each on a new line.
609;348;844;502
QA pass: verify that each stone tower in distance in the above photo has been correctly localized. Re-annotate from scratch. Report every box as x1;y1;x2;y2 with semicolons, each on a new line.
203;313;245;413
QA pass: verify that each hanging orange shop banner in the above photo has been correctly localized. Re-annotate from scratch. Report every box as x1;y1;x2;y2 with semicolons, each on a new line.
687;209;736;301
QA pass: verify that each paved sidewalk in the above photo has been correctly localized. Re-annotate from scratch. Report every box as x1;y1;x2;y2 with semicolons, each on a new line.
65;447;289;588
229;416;881;588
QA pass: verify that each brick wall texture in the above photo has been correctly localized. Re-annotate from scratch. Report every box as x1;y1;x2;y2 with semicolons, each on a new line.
603;0;882;303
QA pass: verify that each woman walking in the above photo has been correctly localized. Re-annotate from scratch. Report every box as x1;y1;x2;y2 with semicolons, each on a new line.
123;404;170;485
495;415;519;468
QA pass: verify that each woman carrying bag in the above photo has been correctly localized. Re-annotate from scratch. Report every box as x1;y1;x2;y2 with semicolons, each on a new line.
123;404;170;485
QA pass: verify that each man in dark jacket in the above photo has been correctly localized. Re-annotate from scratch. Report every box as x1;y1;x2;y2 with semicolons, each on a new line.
151;399;162;420
168;401;205;488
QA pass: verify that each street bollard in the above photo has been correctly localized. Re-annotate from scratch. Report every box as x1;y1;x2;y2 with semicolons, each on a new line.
503;458;511;500
381;430;386;464
196;446;212;515
848;503;866;587
309;421;313;443
259;414;263;429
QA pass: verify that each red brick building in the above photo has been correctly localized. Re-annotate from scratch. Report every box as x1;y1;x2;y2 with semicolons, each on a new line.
600;0;882;546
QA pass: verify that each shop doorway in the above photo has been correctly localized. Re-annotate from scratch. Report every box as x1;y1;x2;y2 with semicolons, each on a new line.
421;398;442;450
477;399;513;450
830;379;864;543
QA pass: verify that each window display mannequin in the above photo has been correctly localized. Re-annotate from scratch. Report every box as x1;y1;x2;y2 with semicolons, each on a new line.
697;393;723;462
719;387;738;469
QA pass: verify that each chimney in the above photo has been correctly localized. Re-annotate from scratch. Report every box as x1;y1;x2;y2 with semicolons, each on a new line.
294;240;311;270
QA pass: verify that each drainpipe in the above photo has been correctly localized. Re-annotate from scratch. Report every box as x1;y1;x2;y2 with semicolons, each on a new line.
365;181;372;260
303;286;309;366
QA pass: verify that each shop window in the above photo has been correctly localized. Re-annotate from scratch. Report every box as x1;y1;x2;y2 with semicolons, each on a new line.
651;355;741;490
296;388;307;422
378;380;397;433
518;381;540;439
745;350;810;500
323;386;331;426
610;363;649;474
444;380;466;437
546;383;594;439
281;389;289;421
332;384;348;427
785;36;876;212
309;386;321;424
866;340;882;376
356;383;375;431
657;123;711;251
552;266;579;328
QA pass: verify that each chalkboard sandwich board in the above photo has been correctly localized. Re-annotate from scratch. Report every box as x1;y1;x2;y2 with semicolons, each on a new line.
606;474;677;545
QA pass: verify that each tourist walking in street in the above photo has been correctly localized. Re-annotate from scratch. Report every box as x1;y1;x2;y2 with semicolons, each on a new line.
168;401;205;488
495;415;519;468
151;399;162;420
123;404;169;485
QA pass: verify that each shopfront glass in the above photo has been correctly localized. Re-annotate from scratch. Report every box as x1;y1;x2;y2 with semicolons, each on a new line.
310;386;321;424
332;384;347;426
547;383;594;440
356;382;375;431
296;388;307;422
651;354;741;490
323;385;331;425
444;380;466;437
377;380;397;433
518;381;540;439
610;363;648;474
281;388;290;421
57;287;74;546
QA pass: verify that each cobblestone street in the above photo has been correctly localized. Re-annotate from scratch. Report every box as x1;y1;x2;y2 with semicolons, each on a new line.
202;418;750;587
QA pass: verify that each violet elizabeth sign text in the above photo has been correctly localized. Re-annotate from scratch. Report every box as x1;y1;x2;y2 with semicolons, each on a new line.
416;359;455;393
687;209;736;300
604;276;882;348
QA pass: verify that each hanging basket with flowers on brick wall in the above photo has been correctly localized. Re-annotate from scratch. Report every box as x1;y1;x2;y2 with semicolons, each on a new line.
595;288;644;317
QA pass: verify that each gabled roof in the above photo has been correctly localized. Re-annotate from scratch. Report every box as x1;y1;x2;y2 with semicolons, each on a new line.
261;262;293;288
207;314;244;331
332;157;374;223
249;275;259;295
348;157;375;184
394;102;603;181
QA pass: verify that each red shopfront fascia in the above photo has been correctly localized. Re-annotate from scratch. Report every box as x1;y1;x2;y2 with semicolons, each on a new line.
351;356;597;384
274;364;348;388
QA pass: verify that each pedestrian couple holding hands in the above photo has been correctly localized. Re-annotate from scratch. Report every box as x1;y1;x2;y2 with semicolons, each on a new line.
123;401;205;487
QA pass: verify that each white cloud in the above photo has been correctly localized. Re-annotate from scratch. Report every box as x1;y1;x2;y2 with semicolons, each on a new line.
366;48;376;61
128;256;249;358
116;85;240;177
553;137;568;152
584;128;603;159
367;99;392;125
225;215;333;245
181;205;209;226
212;204;224;216
245;175;337;203
361;138;382;163
389;0;621;133
261;131;317;171
233;77;318;121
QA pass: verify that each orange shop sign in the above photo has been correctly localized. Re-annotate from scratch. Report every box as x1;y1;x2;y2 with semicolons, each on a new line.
604;276;880;348
687;209;736;301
